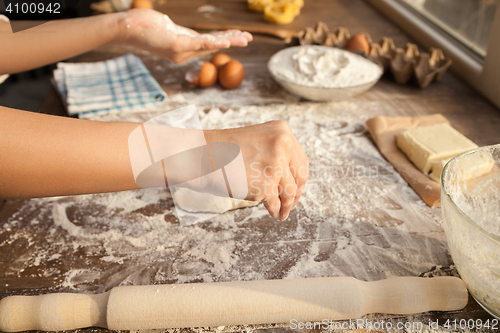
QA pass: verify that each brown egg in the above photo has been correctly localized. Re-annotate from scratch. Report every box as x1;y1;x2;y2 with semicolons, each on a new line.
211;53;232;69
218;60;245;89
185;62;218;88
344;34;370;55
132;0;153;9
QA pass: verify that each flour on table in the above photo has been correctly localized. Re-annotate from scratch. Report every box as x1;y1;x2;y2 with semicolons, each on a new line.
3;101;449;289
2;99;462;332
197;4;222;14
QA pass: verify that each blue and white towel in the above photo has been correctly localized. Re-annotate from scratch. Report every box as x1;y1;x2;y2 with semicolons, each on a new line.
53;54;166;119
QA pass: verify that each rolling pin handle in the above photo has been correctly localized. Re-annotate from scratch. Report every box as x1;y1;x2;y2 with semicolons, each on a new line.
0;292;110;332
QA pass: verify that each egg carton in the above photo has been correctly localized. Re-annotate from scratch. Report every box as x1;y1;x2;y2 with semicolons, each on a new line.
286;22;452;89
287;21;352;48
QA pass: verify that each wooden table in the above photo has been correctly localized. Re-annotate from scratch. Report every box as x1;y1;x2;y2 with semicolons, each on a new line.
1;1;499;332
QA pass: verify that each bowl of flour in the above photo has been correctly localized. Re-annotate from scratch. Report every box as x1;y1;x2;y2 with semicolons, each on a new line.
268;45;383;101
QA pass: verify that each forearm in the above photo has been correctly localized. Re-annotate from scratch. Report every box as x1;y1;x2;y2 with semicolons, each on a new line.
0;107;139;199
0;108;308;221
0;13;125;75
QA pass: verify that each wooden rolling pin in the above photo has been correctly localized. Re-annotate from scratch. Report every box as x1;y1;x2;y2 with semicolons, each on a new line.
193;23;298;40
0;276;468;332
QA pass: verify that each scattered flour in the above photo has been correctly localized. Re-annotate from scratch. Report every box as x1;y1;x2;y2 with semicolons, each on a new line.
197;4;222;14
0;80;471;332
162;14;247;45
2;103;450;292
163;14;199;38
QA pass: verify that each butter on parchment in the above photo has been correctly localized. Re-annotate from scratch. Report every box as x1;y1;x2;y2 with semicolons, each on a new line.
397;123;477;177
429;159;449;182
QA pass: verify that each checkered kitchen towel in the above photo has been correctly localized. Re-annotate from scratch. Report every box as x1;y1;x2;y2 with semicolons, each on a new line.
53;54;166;118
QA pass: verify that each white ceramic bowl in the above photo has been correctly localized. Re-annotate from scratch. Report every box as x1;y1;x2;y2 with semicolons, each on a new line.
268;46;383;102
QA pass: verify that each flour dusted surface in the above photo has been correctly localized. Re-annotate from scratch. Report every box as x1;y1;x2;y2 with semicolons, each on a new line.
1;100;464;332
2;101;450;287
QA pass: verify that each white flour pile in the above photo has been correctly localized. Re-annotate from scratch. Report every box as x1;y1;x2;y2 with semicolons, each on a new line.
269;46;383;88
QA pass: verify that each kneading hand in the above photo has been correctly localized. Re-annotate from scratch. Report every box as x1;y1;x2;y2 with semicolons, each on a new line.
119;9;253;64
206;121;309;221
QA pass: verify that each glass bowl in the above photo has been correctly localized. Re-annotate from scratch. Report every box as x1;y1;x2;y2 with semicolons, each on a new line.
441;144;500;319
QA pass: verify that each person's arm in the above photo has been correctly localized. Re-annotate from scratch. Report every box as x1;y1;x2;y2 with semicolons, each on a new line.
0;107;308;220
0;13;122;75
0;106;140;198
0;8;252;75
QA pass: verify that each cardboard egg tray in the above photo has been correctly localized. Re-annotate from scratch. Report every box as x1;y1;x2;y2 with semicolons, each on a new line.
286;22;452;89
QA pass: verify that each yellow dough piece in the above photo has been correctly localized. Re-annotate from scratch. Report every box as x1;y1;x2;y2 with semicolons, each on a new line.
247;0;272;12
264;2;296;24
249;0;303;24
290;0;304;15
397;123;478;176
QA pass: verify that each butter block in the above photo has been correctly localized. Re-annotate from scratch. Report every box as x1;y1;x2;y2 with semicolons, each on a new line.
418;144;493;183
453;150;495;180
429;159;449;182
397;123;478;175
429;151;494;182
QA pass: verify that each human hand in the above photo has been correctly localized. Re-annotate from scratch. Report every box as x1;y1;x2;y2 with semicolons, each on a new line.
118;9;253;64
206;121;309;221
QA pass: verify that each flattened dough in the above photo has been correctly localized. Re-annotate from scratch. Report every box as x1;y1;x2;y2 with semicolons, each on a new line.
172;188;260;214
